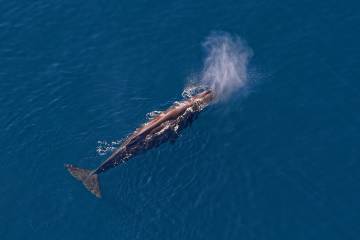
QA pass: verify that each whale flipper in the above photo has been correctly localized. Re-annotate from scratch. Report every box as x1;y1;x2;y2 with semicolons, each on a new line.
65;164;101;198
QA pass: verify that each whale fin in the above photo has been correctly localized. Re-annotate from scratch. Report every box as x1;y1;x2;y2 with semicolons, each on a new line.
65;164;101;198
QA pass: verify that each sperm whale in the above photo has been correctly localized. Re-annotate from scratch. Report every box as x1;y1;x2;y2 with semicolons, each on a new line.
65;90;214;198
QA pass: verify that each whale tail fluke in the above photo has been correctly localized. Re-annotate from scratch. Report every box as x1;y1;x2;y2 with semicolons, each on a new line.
65;164;101;198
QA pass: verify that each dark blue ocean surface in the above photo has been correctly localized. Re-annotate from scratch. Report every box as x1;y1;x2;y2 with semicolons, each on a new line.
1;0;360;239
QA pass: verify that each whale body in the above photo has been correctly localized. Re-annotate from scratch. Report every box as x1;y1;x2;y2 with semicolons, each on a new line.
65;90;214;198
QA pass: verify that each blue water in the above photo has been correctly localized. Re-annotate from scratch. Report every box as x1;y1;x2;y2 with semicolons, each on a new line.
1;0;360;239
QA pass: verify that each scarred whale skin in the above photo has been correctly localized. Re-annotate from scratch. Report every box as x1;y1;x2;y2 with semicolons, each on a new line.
65;90;214;198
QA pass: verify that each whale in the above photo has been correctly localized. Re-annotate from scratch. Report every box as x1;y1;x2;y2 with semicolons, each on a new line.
65;90;214;198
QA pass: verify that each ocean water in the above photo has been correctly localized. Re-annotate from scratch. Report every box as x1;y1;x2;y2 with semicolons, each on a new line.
1;0;360;239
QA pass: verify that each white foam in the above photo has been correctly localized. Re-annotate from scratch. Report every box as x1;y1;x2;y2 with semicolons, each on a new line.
96;140;122;155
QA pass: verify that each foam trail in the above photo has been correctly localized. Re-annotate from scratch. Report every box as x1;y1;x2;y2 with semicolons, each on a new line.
96;140;122;156
200;33;253;101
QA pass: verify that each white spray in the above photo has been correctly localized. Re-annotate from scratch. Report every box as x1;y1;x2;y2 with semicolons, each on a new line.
193;32;253;101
